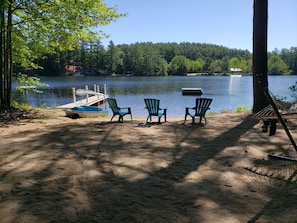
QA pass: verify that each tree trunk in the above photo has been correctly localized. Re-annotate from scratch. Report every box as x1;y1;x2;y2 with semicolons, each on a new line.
252;0;269;113
6;0;12;106
0;0;12;107
0;0;4;105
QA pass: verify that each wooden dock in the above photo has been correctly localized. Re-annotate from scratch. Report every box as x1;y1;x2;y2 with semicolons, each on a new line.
57;84;108;109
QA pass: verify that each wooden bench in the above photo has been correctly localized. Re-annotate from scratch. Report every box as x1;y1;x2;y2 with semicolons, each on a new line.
252;104;297;136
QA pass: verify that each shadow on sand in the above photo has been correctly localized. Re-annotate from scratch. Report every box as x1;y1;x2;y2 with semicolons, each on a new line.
1;114;297;222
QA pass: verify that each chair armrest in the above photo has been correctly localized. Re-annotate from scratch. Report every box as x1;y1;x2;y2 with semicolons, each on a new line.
185;107;195;110
119;107;131;112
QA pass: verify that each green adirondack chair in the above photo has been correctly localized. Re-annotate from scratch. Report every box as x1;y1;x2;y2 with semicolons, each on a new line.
144;98;167;123
184;98;212;125
107;98;132;122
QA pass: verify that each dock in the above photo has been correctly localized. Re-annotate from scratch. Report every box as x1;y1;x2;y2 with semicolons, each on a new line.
182;88;203;96
57;84;108;109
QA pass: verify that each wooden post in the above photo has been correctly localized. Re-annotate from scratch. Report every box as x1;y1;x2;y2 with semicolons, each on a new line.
96;85;100;108
97;85;100;99
72;88;76;103
85;85;89;103
252;0;269;112
104;84;107;109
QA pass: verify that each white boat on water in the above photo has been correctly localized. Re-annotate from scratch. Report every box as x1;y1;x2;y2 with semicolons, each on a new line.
230;74;242;77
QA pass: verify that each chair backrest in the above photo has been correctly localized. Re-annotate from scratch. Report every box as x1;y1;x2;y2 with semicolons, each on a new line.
195;98;212;115
144;98;160;115
107;98;120;114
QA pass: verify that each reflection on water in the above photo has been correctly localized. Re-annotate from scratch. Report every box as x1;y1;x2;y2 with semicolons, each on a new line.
12;75;296;117
228;76;242;95
228;76;244;108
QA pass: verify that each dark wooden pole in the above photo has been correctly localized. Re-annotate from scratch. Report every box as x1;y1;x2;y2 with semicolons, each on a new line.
252;0;269;113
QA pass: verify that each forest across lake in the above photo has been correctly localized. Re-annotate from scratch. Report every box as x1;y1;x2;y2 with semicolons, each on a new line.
32;42;297;77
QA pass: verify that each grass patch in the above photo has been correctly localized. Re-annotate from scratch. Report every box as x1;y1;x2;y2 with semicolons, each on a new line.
235;104;251;113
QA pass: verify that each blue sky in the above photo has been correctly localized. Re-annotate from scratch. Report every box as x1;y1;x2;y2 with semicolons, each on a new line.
99;0;297;52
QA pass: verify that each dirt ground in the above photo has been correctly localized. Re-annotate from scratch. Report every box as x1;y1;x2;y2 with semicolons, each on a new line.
0;109;297;223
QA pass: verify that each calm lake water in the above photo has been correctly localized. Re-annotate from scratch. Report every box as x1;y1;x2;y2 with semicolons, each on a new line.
13;75;296;118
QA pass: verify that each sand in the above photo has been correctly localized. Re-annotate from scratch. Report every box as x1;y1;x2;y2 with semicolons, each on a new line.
0;109;297;223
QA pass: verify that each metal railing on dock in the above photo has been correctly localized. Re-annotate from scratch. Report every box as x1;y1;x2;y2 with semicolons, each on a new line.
57;84;108;109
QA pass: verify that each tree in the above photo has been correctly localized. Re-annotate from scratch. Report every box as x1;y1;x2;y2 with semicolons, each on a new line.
0;0;125;107
107;41;124;75
156;58;169;76
189;58;205;73
280;47;297;74
252;0;269;112
245;58;253;74
0;0;13;106
209;60;223;73
268;55;290;74
169;55;190;75
229;57;241;69
129;44;146;75
227;57;247;73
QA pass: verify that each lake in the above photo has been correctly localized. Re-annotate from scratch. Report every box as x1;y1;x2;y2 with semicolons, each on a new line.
13;75;296;118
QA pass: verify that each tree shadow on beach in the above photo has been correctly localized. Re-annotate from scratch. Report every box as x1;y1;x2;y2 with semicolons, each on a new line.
1;114;296;222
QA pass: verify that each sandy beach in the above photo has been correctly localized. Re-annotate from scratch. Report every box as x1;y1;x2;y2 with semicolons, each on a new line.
0;109;297;223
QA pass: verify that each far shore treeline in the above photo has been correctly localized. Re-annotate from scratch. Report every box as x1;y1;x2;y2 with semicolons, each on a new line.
29;41;297;76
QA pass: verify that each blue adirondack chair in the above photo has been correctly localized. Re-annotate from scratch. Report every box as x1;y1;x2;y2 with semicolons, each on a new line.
184;98;212;125
144;98;167;123
107;98;132;122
